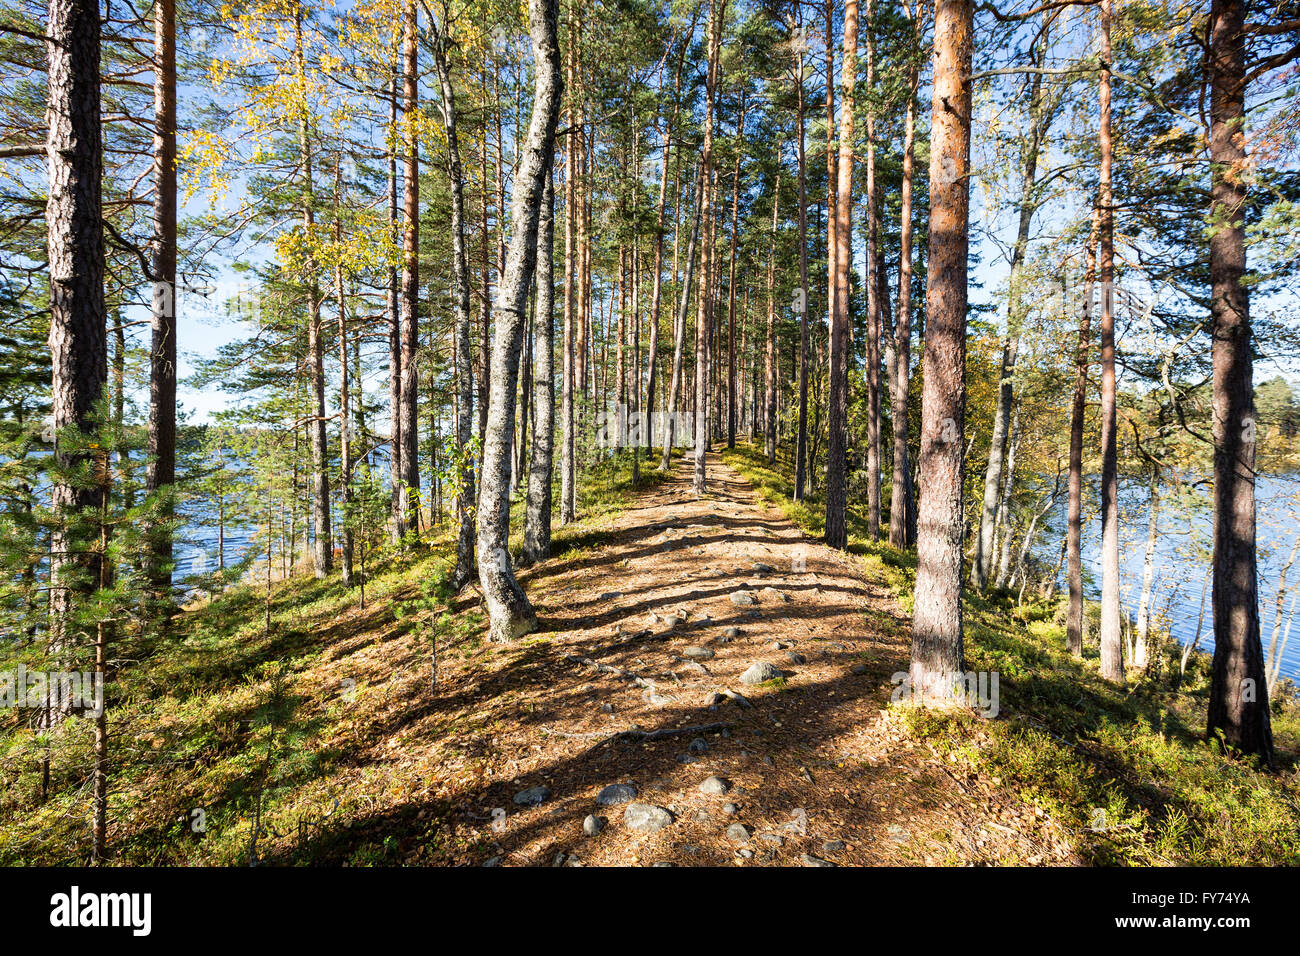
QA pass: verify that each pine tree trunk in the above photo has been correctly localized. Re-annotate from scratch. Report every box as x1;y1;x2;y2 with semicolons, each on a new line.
909;0;972;702
560;6;577;523
46;0;107;678
1097;0;1124;682
388;70;404;543
693;0;726;495
476;0;562;642
146;0;177;609
764;171;780;463
1205;0;1272;764
863;0;881;540
398;0;422;544
888;39;918;549
793;12;811;502
825;0;857;551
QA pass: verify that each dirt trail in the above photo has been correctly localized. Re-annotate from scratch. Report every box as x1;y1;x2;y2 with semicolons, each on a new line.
450;451;1077;866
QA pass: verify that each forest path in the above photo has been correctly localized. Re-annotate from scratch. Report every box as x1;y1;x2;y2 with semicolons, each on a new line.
456;450;1078;866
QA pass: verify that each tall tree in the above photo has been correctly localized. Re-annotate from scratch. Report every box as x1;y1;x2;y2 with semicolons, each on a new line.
888;0;922;548
431;8;476;588
145;0;177;610
1204;0;1273;764
825;0;857;551
1096;0;1123;681
791;7;811;503
909;0;972;702
476;0;562;642
398;0;421;542
524;163;556;562
693;0;726;495
46;0;107;674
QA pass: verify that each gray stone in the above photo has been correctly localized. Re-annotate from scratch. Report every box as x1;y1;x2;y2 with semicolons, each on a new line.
662;615;682;629
888;824;911;844
599;591;623;601
512;785;552;806
723;626;741;639
753;562;775;573
822;839;846;854
771;641;789;650
801;853;835;867
738;848;755;859
722;803;739;815
596;783;638;806
725;823;752;844
739;661;782;685
699;775;731;795
687;737;709;753
624;803;674;833
583;814;605;836
730;591;758;606
483;856;503;867
681;646;715;661
851;663;868;675
760;587;789;602
758;833;785;846
600;702;615;713
786;651;806;664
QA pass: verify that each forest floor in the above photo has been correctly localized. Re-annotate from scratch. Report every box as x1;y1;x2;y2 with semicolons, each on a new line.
423;450;1079;866
6;446;1299;866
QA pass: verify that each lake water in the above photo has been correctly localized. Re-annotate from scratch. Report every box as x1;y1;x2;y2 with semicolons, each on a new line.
1069;473;1300;686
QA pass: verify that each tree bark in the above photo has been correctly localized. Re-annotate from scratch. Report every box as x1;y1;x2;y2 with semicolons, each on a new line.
889;18;919;548
909;0;972;703
46;0;107;678
1097;0;1124;681
524;164;556;562
764;171;781;463
693;0;726;495
398;0;422;544
1205;0;1273;764
388;70;404;543
146;0;177;609
560;0;577;523
793;8;811;502
864;0;881;540
826;0;858;551
476;0;562;642
431;13;477;588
